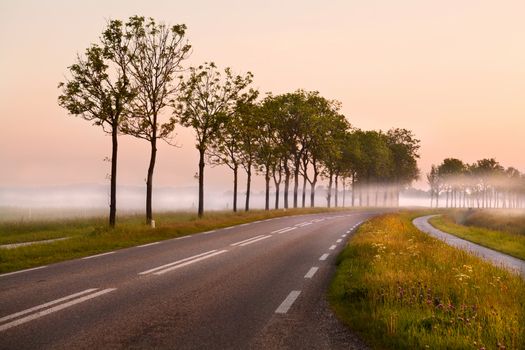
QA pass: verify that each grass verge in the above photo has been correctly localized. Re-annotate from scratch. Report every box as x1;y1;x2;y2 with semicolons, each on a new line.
329;213;525;349
0;207;345;274
429;214;525;261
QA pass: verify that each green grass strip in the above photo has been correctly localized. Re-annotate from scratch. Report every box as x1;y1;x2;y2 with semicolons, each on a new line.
329;213;525;350
430;215;525;261
0;207;349;274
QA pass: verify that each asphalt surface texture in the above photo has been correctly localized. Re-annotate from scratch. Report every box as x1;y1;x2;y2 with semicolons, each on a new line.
0;211;378;350
414;215;525;278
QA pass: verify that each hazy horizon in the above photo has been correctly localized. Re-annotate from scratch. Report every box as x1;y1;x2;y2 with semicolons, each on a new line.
1;1;524;194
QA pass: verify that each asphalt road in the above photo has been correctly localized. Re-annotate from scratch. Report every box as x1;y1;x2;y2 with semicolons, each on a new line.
0;211;377;349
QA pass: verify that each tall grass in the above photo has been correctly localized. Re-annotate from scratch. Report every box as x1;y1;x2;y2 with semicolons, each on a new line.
430;214;525;261
450;209;525;236
329;213;525;349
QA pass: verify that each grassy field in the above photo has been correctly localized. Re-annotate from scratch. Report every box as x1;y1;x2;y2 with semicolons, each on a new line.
430;213;525;261
0;207;345;274
452;210;525;236
329;213;525;350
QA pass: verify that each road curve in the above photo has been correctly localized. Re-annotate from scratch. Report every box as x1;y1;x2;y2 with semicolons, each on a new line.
0;211;378;350
413;215;525;278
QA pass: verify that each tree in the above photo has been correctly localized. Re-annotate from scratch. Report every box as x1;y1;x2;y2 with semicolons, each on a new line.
58;19;135;228
120;16;191;225
236;102;261;211
208;111;243;212
339;130;363;207
320;114;350;208
437;158;466;208
426;165;440;207
385;128;420;206
298;93;343;208
256;96;281;210
353;130;393;207
175;62;256;217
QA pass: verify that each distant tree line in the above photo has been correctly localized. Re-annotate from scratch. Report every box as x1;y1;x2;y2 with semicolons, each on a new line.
58;16;420;227
427;158;525;209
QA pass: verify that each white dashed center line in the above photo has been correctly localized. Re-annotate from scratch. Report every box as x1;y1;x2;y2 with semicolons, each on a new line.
304;267;319;279
319;253;329;261
238;235;271;246
231;235;265;246
275;290;301;314
139;250;227;276
0;288;116;332
329;245;337;250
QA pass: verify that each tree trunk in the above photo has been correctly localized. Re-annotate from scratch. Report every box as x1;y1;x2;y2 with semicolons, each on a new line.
198;148;205;218
265;168;270;211
351;176;355;207
284;163;290;209
273;167;281;209
342;178;346;207
309;166;319;208
327;172;333;208
293;161;300;209
334;174;339;207
146;138;157;225
233;165;238;212
109;125;118;228
245;163;252;211
274;182;280;209
302;173;307;208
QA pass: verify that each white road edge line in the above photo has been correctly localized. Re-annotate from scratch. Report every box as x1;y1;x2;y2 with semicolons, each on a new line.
0;266;48;278
329;245;337;250
319;253;329;261
238;235;272;247
231;235;265;246
342;234;347;238
336;239;342;243
137;242;160;248
304;267;319;279
0;288;98;323
139;250;219;275
275;290;301;314
82;251;115;260
0;288;116;332
154;250;228;275
203;230;216;235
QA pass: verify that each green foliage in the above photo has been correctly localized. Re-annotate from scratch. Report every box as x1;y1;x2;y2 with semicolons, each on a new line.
329;213;525;349
175;62;256;152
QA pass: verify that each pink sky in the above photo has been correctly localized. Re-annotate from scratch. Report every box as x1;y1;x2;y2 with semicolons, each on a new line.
1;0;524;191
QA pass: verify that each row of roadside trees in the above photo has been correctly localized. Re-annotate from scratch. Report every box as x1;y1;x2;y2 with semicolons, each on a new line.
427;158;525;209
59;16;420;228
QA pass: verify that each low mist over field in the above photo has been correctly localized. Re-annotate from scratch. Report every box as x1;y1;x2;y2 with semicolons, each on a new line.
0;184;431;221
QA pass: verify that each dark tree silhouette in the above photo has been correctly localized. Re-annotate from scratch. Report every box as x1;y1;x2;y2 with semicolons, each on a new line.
58;19;135;228
120;16;191;226
175;62;256;217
